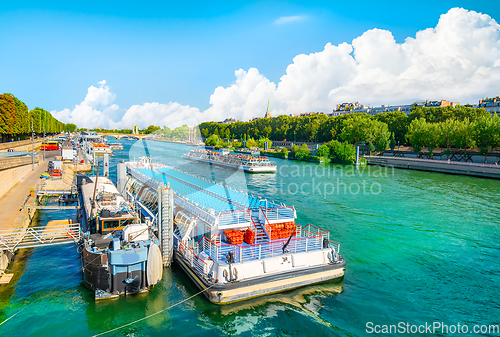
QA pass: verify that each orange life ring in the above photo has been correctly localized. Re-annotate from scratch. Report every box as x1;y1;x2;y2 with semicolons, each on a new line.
66;230;76;239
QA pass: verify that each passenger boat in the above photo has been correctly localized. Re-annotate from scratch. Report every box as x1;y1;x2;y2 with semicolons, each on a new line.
106;141;124;150
184;148;277;173
90;142;112;155
77;172;163;300
123;158;345;304
41;141;61;151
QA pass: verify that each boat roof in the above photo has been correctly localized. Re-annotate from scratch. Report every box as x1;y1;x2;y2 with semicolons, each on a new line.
133;166;287;213
81;176;133;219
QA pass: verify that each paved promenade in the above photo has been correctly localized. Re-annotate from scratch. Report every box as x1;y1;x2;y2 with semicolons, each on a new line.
0;151;57;230
365;156;500;179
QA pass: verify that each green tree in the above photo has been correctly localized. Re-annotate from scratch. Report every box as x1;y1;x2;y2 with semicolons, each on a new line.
258;137;272;149
375;111;409;144
453;118;475;154
406;118;427;153
373;121;390;153
295;143;310;160
246;138;257;148
423;123;440;157
439;119;458;159
64;123;77;132
327;140;356;164
316;144;330;157
144;125;161;134
205;134;221;146
389;132;396;151
473;114;500;163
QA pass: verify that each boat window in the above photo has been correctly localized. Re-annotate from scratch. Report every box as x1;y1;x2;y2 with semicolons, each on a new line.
120;218;136;227
102;219;120;229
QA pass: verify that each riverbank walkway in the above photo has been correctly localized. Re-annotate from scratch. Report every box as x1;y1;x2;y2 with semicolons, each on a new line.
0;151;58;230
365;156;500;179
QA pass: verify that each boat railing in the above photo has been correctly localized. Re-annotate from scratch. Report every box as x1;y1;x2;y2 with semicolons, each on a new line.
196;233;328;265
175;235;207;275
300;224;330;241
260;206;295;223
247;210;258;233
328;240;341;254
259;206;272;238
218;210;251;228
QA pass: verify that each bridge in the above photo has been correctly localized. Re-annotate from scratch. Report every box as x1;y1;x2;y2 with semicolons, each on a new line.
97;133;153;140
0;222;81;253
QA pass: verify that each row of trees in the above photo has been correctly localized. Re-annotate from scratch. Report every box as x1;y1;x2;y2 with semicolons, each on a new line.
406;114;500;161
0;93;66;142
199;106;491;143
198;105;496;154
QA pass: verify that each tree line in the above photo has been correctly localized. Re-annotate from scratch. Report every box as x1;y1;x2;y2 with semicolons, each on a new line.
198;105;497;156
0;93;67;142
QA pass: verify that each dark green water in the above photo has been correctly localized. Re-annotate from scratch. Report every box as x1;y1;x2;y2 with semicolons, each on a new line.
1;140;499;336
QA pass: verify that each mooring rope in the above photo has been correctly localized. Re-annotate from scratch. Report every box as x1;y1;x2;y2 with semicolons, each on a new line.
92;282;218;337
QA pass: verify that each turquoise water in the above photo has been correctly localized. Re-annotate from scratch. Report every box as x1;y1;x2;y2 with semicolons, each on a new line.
1;140;499;336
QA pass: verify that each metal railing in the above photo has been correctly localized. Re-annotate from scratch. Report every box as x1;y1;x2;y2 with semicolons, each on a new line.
218;210;251;228
367;156;500;169
260;206;296;223
300;224;330;241
196;232;330;265
259;207;272;238
174;234;207;275
0;223;82;252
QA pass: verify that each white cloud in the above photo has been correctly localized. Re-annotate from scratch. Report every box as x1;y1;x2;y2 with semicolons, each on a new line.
53;8;500;128
119;102;201;129
52;80;118;128
274;15;306;25
206;7;500;119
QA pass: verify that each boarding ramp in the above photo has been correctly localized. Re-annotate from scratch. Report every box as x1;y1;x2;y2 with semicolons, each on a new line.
0;221;81;253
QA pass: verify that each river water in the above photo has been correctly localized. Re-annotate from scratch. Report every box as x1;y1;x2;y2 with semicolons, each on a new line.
1;140;499;336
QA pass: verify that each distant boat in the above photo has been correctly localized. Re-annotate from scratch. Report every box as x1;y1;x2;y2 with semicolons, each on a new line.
184;148;277;173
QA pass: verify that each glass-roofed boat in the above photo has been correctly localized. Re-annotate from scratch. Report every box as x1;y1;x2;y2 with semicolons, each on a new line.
122;157;345;304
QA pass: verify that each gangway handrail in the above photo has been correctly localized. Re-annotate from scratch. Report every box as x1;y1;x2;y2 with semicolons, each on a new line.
0;223;82;252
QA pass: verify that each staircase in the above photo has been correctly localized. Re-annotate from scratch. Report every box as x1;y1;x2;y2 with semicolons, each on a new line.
252;217;269;244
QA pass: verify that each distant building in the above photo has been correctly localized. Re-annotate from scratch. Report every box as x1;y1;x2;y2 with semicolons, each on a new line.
299;112;316;117
250;117;260;122
265;101;272;118
414;99;459;108
336;102;367;111
219;118;237;124
478;97;500;114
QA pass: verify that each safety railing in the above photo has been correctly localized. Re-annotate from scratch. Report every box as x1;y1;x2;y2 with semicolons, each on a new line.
0;223;82;252
218;210;252;228
260;206;295;223
259;207;272;239
174;235;207;275
300;224;330;241
328;240;341;254
196;232;328;265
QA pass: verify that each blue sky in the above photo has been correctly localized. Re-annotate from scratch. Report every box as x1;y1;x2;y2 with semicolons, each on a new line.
1;1;499;128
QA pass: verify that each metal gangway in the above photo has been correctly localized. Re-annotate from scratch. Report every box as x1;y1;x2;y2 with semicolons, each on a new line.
0;223;81;253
